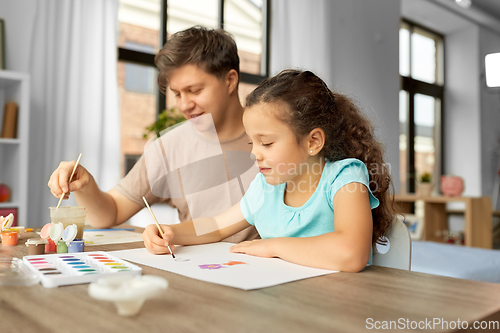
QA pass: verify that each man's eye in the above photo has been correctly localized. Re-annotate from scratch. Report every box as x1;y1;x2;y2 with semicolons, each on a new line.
191;89;201;94
247;141;253;145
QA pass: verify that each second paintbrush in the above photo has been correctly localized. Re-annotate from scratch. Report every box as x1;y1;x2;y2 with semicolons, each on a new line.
142;196;175;258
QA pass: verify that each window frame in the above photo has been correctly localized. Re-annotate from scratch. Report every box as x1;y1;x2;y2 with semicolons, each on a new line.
400;19;445;193
118;0;271;117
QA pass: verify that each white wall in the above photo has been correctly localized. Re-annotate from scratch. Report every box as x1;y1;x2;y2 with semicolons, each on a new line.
0;0;37;72
271;0;401;192
479;28;500;203
445;25;482;196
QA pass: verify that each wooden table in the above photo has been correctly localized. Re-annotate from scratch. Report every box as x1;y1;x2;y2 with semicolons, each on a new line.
395;195;492;249
1;230;500;333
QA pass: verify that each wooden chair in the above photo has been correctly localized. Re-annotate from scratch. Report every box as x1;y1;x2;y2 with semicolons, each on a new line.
373;216;412;270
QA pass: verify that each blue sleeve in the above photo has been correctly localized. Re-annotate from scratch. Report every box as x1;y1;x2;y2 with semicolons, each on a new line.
240;173;265;225
327;159;380;210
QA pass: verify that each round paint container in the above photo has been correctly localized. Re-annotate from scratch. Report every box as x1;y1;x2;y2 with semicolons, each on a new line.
45;238;57;253
49;222;64;243
68;239;84;253
40;223;56;252
0;213;14;229
1;231;18;246
40;222;53;239
57;240;68;253
25;238;48;255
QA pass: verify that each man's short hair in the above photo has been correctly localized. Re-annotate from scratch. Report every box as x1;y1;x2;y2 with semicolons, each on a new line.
155;26;240;93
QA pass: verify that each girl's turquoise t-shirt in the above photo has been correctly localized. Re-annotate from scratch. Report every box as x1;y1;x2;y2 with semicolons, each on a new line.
240;158;380;239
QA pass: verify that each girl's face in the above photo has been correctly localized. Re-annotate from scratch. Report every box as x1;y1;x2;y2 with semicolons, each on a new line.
243;102;310;186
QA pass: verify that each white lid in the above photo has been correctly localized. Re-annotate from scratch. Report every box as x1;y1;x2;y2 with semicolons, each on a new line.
40;223;53;240
25;238;49;246
1;213;14;230
88;275;168;316
63;224;78;244
49;222;64;242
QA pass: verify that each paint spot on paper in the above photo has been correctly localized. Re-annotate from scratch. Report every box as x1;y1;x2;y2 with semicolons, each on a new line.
223;261;247;266
199;264;224;270
198;261;248;270
175;258;190;262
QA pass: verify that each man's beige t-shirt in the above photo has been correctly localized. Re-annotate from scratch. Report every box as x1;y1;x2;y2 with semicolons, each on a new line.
114;130;260;243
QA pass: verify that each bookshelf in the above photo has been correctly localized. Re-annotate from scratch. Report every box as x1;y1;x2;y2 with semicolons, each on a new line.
0;70;30;226
395;194;492;249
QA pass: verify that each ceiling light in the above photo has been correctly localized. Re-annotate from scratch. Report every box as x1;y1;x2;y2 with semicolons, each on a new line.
455;0;472;9
485;52;500;88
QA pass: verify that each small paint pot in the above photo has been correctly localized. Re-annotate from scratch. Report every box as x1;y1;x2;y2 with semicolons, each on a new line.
56;240;68;253
68;239;84;253
45;238;57;253
25;238;48;255
1;231;18;246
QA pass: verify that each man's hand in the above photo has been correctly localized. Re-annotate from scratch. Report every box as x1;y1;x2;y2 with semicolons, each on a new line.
48;161;93;199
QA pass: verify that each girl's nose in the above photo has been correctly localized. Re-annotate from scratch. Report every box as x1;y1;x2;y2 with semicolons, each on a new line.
251;148;263;162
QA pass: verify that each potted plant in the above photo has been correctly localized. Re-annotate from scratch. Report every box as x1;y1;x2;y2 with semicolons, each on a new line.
143;107;185;139
417;172;433;197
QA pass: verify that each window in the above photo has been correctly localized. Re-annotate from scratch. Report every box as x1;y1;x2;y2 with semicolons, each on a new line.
117;0;270;176
124;42;156;93
399;20;444;193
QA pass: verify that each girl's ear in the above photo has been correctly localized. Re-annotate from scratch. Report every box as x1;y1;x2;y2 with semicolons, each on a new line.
226;69;239;95
307;128;325;155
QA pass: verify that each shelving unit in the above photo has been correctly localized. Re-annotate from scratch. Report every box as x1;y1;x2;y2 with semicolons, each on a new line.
395;194;492;249
0;70;30;227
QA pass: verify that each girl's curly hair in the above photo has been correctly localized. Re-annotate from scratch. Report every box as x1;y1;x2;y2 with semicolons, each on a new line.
246;69;395;245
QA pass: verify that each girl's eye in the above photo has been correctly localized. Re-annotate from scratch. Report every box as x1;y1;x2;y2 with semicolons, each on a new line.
262;142;273;147
247;141;253;145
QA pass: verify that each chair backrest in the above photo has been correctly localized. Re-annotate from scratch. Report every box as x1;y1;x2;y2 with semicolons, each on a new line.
372;216;412;270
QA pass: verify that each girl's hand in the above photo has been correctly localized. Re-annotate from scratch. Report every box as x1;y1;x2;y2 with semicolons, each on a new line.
142;224;176;255
229;239;276;258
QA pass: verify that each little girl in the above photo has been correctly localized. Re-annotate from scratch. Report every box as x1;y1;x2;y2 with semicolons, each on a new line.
143;69;394;272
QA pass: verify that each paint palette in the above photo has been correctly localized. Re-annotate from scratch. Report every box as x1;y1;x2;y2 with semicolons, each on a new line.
23;251;142;288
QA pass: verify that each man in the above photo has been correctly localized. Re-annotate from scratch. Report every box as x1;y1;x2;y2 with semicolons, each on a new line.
48;26;259;243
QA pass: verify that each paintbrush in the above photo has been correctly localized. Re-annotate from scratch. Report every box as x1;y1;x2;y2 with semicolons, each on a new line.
56;153;82;210
142;196;175;258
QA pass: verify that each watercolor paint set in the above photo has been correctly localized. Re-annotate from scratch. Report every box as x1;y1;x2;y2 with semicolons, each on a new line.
23;251;142;288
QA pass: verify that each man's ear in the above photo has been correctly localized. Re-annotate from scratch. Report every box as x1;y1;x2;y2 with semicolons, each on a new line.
226;69;239;95
307;128;325;155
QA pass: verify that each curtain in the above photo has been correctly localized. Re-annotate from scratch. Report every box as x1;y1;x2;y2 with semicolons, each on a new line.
270;0;332;84
270;0;401;192
27;0;120;227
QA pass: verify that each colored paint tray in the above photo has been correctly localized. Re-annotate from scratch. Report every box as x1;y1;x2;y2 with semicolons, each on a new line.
23;251;142;288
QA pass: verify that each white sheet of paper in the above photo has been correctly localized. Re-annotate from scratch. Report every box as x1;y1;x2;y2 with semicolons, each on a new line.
84;230;144;246
110;242;337;290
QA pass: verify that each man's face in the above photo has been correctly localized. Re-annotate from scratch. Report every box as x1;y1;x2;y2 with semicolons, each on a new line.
168;64;232;130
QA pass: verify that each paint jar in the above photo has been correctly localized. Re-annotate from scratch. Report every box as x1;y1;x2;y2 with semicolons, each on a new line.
68;239;85;253
1;231;18;246
25;238;48;255
45;238;57;253
57;240;68;253
49;206;86;239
